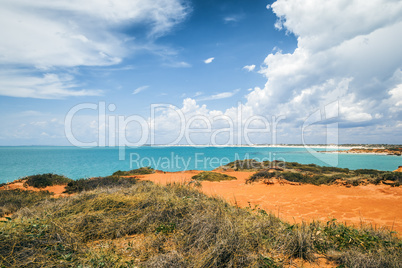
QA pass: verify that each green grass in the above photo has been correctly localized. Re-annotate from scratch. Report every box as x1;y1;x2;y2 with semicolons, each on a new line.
23;173;73;188
0;178;401;267
112;166;155;176
191;171;237;182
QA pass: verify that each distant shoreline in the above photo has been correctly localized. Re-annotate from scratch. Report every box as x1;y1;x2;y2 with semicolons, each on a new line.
321;147;402;156
0;144;398;149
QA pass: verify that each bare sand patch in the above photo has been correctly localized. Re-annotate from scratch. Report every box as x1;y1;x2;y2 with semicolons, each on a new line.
142;170;402;234
0;180;69;198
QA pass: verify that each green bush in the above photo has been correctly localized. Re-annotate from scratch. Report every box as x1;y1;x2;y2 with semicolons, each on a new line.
380;172;402;183
23;173;73;188
112;166;155;176
247;170;277;184
282;162;349;174
354;169;383;176
64;176;139;194
224;159;263;170
222;159;349;174
191;171;237;182
279;172;338;185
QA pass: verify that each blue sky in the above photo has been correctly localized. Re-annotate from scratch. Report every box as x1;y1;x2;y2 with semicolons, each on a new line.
0;0;402;146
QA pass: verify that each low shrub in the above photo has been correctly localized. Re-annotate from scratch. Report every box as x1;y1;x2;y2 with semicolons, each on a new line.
112;166;155;176
278;172;338;185
191;171;237;182
246;170;277;184
380;172;402;184
222;160;350;174
224;159;263;170
64;176;139;194
23;173;73;188
354;169;383;176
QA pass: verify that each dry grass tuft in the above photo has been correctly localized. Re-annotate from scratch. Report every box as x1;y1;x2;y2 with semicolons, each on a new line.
0;189;53;217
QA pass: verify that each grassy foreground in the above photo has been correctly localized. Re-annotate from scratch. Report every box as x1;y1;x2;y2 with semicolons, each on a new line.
1;175;401;267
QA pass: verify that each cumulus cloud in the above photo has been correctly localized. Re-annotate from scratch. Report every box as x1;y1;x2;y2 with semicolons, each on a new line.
241;0;402;141
133;85;149;95
151;0;402;144
0;0;190;99
389;84;402;107
149;97;274;145
204;57;215;64
243;65;256;72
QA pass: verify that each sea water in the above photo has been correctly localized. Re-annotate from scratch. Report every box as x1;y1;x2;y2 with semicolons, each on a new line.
0;146;401;183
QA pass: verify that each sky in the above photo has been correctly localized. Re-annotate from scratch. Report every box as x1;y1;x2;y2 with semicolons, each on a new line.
0;0;401;146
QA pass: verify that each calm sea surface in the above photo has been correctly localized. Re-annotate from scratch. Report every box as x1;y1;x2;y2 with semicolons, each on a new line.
0;146;401;183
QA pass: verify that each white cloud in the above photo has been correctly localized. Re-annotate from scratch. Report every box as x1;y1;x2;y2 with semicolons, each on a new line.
0;0;189;67
389;84;402;107
223;14;243;24
198;89;240;101
0;0;189;98
0;70;102;99
270;0;402;52
204;57;215;64
155;0;402;144
164;61;192;68
243;64;256;72
133;85;149;95
245;0;402;129
194;91;203;97
224;17;237;23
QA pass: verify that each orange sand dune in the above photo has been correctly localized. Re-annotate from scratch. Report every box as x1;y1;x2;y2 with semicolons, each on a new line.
142;171;402;234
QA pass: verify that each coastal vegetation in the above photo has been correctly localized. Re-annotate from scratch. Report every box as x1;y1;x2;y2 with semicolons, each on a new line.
0;189;53;217
191;171;237;182
23;173;73;188
220;160;402;187
112;166;155;176
1;175;401;267
64;176;139;194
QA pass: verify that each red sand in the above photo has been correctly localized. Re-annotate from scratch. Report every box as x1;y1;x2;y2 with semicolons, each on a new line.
142;171;402;233
0;180;69;198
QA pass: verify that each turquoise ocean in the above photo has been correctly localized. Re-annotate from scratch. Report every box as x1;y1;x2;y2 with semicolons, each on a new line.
0;146;401;184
